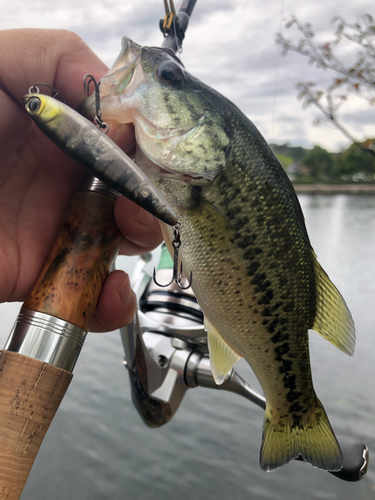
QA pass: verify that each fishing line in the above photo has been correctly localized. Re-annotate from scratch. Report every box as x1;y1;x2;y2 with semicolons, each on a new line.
270;0;285;145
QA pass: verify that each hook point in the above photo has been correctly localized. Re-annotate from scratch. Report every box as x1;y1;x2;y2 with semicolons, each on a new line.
153;267;174;288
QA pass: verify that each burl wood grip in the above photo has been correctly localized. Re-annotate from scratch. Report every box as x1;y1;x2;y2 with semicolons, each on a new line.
23;190;123;330
0;189;123;499
0;350;72;500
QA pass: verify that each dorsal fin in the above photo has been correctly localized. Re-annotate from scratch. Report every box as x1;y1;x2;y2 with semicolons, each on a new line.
205;318;242;384
312;254;355;356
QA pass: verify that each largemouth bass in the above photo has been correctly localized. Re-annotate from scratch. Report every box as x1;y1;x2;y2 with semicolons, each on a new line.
82;37;355;472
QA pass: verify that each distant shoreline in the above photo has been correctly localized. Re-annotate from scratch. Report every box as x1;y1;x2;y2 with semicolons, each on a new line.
293;183;375;194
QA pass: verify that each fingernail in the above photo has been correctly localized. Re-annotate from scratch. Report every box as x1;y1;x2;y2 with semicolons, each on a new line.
118;278;133;305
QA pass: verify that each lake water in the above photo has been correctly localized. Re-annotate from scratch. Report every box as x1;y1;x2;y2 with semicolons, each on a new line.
0;194;374;499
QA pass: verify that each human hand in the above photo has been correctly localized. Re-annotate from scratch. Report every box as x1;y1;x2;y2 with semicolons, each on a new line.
0;29;163;331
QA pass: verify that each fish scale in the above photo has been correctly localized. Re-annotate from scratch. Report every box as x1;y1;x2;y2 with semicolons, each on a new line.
81;36;355;473
183;164;314;402
155;168;317;438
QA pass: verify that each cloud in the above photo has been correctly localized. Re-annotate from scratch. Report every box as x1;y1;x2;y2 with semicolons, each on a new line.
2;0;373;151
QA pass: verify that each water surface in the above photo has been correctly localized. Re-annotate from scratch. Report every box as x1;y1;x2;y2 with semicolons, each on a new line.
0;194;374;499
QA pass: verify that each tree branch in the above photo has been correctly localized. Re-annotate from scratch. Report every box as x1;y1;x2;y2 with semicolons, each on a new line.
276;14;375;155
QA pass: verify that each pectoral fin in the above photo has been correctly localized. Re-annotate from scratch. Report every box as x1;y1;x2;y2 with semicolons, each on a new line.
312;255;355;356
205;319;242;385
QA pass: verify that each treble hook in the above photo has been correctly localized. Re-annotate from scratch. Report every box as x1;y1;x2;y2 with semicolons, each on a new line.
153;223;193;290
83;74;109;133
28;83;66;103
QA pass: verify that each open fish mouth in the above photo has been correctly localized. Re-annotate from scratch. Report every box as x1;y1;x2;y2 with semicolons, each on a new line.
104;37;142;97
80;37;185;122
80;37;142;120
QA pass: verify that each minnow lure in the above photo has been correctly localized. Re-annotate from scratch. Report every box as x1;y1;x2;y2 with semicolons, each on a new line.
23;93;178;226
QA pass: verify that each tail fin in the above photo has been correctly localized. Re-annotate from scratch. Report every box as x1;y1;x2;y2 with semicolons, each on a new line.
260;399;343;472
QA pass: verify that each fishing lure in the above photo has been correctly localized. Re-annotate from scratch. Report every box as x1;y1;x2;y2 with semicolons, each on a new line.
23;86;178;226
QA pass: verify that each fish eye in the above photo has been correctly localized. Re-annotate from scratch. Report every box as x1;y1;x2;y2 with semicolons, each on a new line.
157;62;184;86
28;97;41;113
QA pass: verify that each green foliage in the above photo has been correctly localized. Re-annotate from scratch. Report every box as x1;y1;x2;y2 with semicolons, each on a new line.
301;146;334;180
272;141;375;182
335;140;375;179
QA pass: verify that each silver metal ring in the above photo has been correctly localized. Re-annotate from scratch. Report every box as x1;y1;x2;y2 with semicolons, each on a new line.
5;309;87;372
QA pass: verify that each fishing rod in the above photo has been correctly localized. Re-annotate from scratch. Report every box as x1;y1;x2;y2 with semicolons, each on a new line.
0;1;367;497
0;1;197;499
160;0;198;52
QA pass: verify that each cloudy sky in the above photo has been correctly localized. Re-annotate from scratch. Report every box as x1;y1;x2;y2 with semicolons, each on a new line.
2;0;374;151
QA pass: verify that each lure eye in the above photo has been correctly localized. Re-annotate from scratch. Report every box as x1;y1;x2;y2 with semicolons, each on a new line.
28;97;41;113
157;62;184;87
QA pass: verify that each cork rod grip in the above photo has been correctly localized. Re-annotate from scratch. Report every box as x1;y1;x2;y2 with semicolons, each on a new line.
0;189;123;499
0;351;72;500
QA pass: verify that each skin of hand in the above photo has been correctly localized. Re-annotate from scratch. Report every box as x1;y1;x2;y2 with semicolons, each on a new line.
0;29;163;331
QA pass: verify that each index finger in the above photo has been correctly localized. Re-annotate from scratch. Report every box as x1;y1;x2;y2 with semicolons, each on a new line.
0;28;107;110
0;28;136;156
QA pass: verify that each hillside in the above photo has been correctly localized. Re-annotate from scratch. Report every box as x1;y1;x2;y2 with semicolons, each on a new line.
270;141;375;183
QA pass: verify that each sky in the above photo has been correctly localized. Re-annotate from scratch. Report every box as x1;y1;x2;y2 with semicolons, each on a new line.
1;0;374;152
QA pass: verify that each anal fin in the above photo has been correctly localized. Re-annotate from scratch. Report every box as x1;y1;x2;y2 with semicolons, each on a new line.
205;318;242;385
312;256;355;356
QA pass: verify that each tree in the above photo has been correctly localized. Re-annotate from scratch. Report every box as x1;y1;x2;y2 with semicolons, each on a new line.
276;14;375;156
335;139;375;179
301;146;334;180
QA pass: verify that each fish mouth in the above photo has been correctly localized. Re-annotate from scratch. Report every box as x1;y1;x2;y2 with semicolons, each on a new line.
80;37;142;120
105;37;142;96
